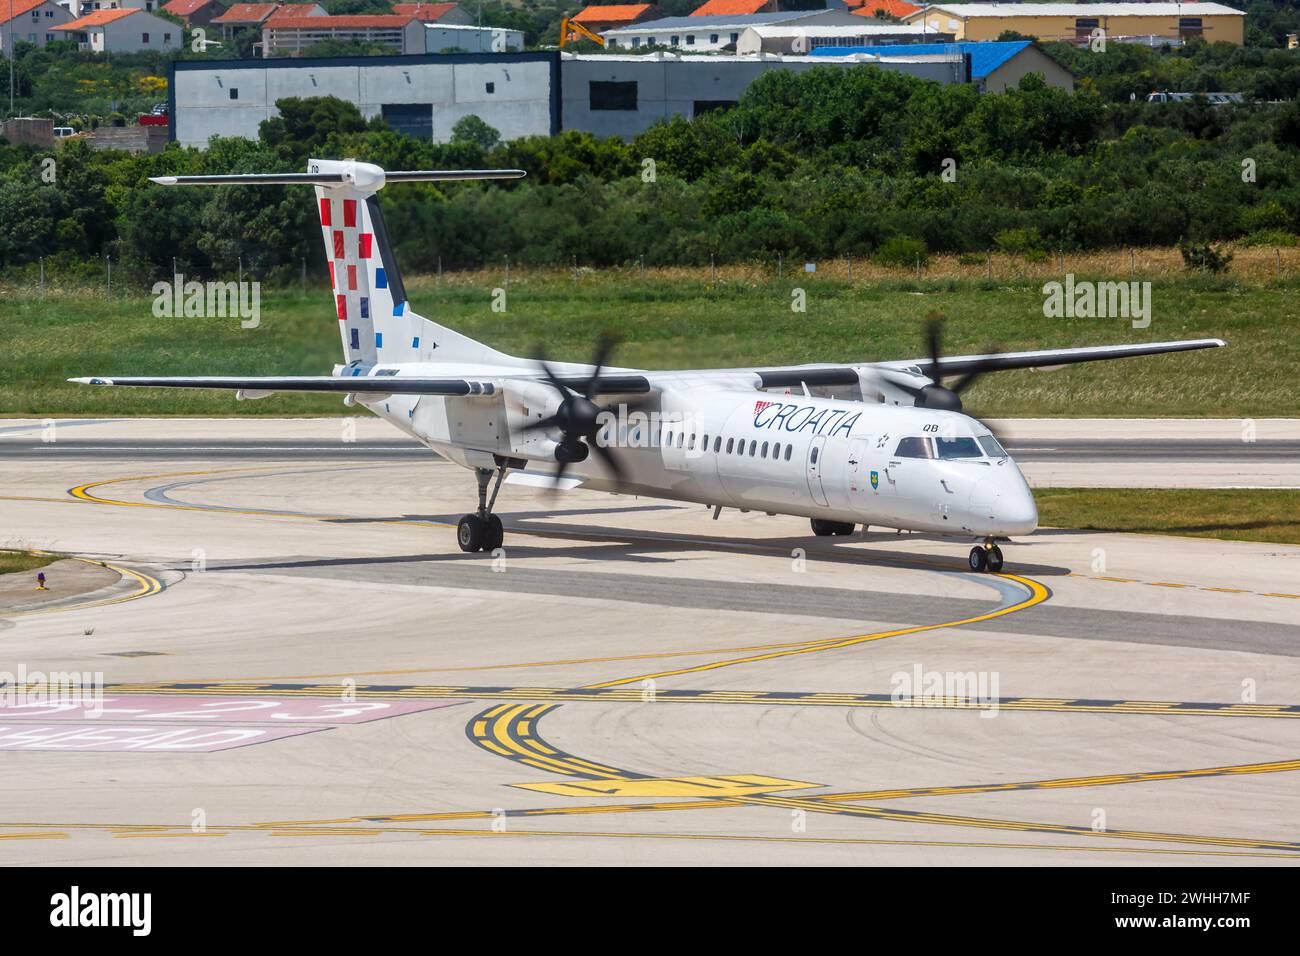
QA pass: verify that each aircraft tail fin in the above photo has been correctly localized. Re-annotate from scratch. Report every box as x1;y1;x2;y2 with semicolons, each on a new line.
150;161;526;368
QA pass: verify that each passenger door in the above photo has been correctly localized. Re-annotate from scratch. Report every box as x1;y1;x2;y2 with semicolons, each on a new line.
805;435;829;506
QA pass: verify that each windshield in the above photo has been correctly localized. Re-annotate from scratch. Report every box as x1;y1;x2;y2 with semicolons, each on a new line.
976;434;1007;458
935;436;983;459
894;436;935;459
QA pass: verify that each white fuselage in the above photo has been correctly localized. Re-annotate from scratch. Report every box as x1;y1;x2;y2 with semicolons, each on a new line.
363;371;1038;538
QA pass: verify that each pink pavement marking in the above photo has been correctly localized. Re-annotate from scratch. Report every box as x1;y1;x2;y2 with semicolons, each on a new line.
0;695;464;725
0;696;466;752
0;723;323;752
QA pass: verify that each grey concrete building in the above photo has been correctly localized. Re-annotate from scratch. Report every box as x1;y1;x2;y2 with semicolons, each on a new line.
170;52;559;147
169;47;982;148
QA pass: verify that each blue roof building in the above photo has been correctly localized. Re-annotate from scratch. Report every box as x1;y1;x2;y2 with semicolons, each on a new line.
809;39;1074;92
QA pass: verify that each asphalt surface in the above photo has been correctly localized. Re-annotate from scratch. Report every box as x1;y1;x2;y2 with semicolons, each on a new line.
0;418;1297;865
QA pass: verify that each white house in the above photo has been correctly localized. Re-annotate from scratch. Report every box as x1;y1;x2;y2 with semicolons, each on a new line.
0;0;75;51
58;0;167;17
52;7;179;51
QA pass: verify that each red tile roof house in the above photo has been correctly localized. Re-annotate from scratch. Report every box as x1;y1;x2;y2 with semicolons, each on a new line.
689;0;777;16
0;0;75;52
211;1;321;38
390;2;472;25
161;0;228;29
262;12;426;56
51;7;180;51
570;4;658;35
850;0;921;19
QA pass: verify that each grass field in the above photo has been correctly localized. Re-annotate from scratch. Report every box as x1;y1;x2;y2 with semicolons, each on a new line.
0;550;58;576
2;253;1298;417
1035;488;1300;546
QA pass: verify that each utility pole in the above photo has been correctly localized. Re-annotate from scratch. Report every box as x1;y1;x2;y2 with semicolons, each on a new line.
8;0;15;118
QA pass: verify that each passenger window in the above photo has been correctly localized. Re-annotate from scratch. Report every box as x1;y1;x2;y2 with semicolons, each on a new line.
677;432;684;449
784;445;792;461
772;442;780;459
935;437;983;459
761;441;769;458
726;437;734;454
666;429;673;448
810;446;819;464
895;436;934;459
713;436;721;453
748;440;757;457
688;434;695;451
702;433;708;449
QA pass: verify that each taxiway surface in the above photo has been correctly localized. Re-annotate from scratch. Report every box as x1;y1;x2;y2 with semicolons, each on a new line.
0;418;1297;865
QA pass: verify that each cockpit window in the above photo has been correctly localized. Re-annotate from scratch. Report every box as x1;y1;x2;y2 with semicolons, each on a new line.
935;436;983;459
977;434;1007;458
894;437;934;459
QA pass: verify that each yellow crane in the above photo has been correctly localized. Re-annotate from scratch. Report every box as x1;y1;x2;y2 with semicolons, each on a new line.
559;17;606;48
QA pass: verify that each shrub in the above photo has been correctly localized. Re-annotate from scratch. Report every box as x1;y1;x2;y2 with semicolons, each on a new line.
1179;240;1234;273
993;227;1044;256
875;236;929;267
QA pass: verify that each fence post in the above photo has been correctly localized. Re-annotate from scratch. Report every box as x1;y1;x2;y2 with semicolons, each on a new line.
777;254;783;279
986;250;992;280
1129;247;1135;278
1276;248;1282;280
505;253;510;286
846;253;852;282
106;255;111;296
437;255;442;287
39;257;44;297
301;257;306;293
710;253;716;285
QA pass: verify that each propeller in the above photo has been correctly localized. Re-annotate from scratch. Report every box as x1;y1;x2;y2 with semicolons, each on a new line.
886;314;1007;443
521;334;635;489
912;313;1000;413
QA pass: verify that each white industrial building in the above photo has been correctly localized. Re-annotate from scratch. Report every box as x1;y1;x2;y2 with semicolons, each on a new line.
603;9;864;51
171;52;559;147
168;48;977;149
735;23;951;55
424;23;523;54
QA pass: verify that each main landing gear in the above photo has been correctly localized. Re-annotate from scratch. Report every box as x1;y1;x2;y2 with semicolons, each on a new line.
458;464;508;553
968;538;1004;573
811;518;856;537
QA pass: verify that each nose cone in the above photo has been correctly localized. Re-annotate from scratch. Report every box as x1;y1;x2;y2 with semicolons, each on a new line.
969;466;1038;536
997;484;1038;536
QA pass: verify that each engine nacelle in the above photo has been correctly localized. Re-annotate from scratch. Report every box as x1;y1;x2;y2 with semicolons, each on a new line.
501;379;565;460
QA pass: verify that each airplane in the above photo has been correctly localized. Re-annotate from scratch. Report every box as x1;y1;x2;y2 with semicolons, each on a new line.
71;160;1226;573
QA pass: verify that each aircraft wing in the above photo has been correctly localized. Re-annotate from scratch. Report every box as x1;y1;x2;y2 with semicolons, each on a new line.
744;338;1226;387
68;374;652;396
895;338;1227;378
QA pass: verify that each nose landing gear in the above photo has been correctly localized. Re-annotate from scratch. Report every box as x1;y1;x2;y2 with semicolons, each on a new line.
968;539;1004;573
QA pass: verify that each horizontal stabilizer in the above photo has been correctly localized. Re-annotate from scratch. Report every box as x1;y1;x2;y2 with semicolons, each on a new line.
70;376;487;396
150;166;525;191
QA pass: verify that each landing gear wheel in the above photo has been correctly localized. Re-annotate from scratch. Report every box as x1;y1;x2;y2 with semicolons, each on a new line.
457;514;486;553
985;545;1004;572
812;519;855;537
968;546;988;572
482;514;504;552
